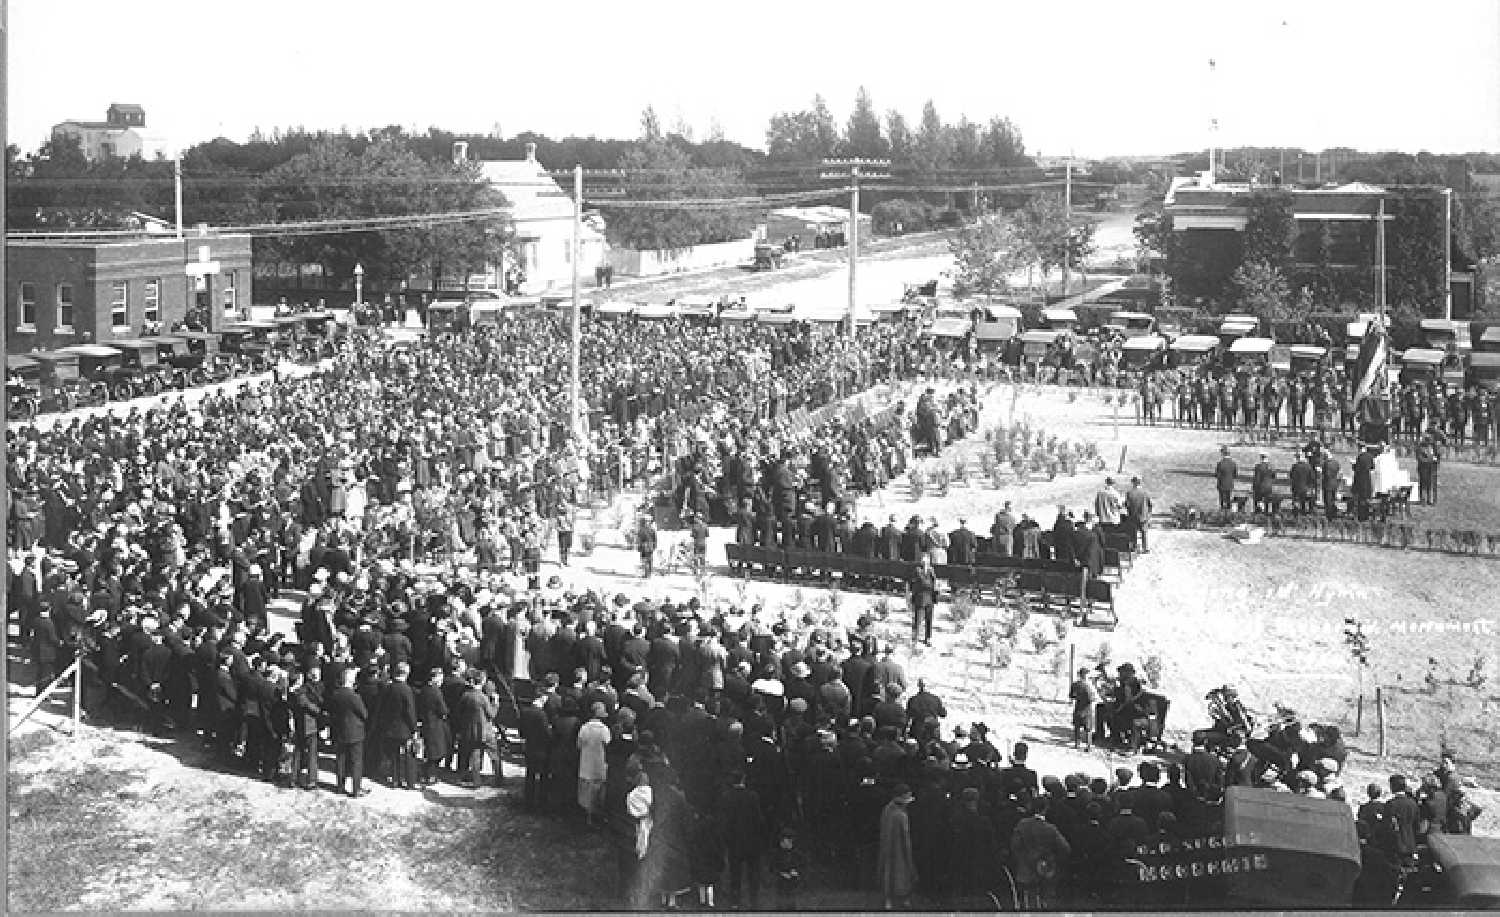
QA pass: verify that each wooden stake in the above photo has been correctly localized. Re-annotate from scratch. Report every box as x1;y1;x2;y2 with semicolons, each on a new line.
1375;686;1386;758
1118;446;1128;474
1354;693;1363;737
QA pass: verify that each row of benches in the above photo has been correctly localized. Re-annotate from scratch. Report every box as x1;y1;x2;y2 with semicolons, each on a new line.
723;544;1123;628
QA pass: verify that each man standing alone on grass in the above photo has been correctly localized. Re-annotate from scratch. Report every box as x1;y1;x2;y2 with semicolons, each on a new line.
1124;477;1152;552
909;556;937;647
1214;447;1238;512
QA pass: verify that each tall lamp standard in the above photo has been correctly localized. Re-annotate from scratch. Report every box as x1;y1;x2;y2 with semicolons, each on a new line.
353;262;365;307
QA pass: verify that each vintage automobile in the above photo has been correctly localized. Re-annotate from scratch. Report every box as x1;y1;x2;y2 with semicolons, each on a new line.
1470;352;1500;392
1019;329;1066;369
635;303;680;321
1221;787;1360;908
59;343;142;401
426;300;472;333
870;301;922;324
903;279;939;301
1405;833;1500;909
1103;310;1158;339
1038;307;1080;333
1399;347;1445;386
146;335;210;388
675;295;718;323
29;349;108;410
753;243;783;271
1420;318;1467;352
1218;318;1260;349
1168;334;1222;371
6;354;42;421
174;330;239;382
219;322;276;373
922;316;972;343
594;301;637;321
965;303;1024;347
1227;336;1276;373
106;339;174;396
1118;334;1169;376
1288;344;1328;377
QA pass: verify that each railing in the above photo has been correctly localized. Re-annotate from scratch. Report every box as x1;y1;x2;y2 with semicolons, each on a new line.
8;654;83;738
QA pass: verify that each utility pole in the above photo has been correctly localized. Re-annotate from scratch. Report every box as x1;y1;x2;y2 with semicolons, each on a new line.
1376;195;1388;318
570;164;582;441
1443;188;1454;320
848;163;859;335
174;154;184;239
1062;158;1072;296
821;158;890;335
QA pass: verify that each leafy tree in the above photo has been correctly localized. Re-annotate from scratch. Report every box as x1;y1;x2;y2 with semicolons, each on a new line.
1013;194;1097;286
980;117;1028;167
885;110;913;163
1386;189;1446;313
843;87;889;159
912;100;953;177
1243;190;1296;270
254;137;512;291
605;111;755;250
765;95;839;162
1133;199;1174;269
1230;258;1301;322
948;213;1028;298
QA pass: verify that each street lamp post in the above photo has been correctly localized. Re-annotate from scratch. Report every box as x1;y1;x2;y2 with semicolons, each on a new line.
354;263;365;307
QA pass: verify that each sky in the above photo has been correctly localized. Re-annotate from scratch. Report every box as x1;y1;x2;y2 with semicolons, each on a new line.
7;0;1500;161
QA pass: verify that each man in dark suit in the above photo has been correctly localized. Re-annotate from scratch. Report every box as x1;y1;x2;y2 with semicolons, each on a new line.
1289;455;1317;515
1251;452;1276;514
1215;446;1238;511
1074;517;1105;579
999;741;1040;802
949;517;977;565
1321;453;1342;520
1353;446;1377;521
719;769;767;908
378;661;418;789
328;668;370;796
990;502;1017;558
647;626;680;701
1123;478;1153;553
1382;774;1421;867
289;667;324;790
878;515;901;561
909;556;938;646
518;694;553;810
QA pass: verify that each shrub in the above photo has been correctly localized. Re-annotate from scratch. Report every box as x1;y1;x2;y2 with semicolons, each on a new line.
1053;615;1071;642
1088;641;1113;671
1052;646;1070;676
1142;654;1163;689
871;597;895;622
950;590;978;631
992;641;1013;671
1465;653;1489;690
577;531;597;555
1028;623;1053;654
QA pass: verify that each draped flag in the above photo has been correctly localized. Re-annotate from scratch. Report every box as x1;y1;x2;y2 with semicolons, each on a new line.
1353;315;1391;424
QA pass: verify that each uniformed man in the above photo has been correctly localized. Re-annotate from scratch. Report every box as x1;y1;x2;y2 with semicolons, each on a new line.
1214;446;1238;512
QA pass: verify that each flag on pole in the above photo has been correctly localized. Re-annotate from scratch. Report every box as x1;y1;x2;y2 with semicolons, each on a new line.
1352;315;1391;424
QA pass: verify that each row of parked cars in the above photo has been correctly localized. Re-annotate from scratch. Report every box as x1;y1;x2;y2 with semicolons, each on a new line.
5;312;343;422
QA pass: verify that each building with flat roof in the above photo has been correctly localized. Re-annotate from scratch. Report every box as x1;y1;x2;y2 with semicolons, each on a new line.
1163;175;1479;318
6;233;253;353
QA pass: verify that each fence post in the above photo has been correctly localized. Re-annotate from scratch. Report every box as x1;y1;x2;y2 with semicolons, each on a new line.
71;651;82;736
1354;693;1363;737
1375;686;1386;759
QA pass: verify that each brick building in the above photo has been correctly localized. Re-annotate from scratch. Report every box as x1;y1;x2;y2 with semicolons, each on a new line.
6;234;253;353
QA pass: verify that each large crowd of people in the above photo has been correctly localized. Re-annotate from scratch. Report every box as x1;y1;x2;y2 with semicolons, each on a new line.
6;307;1487;910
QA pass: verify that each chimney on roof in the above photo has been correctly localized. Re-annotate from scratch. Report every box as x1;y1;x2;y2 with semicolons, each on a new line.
452;140;469;165
525;142;537;163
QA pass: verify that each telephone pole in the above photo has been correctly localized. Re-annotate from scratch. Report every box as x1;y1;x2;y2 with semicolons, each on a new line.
1062;158;1073;296
820;158;890;334
570;164;582;441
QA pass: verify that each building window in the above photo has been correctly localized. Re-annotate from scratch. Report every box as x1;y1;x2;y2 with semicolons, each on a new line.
222;271;236;314
56;283;74;332
144;278;161;324
111;281;129;329
18;282;37;330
